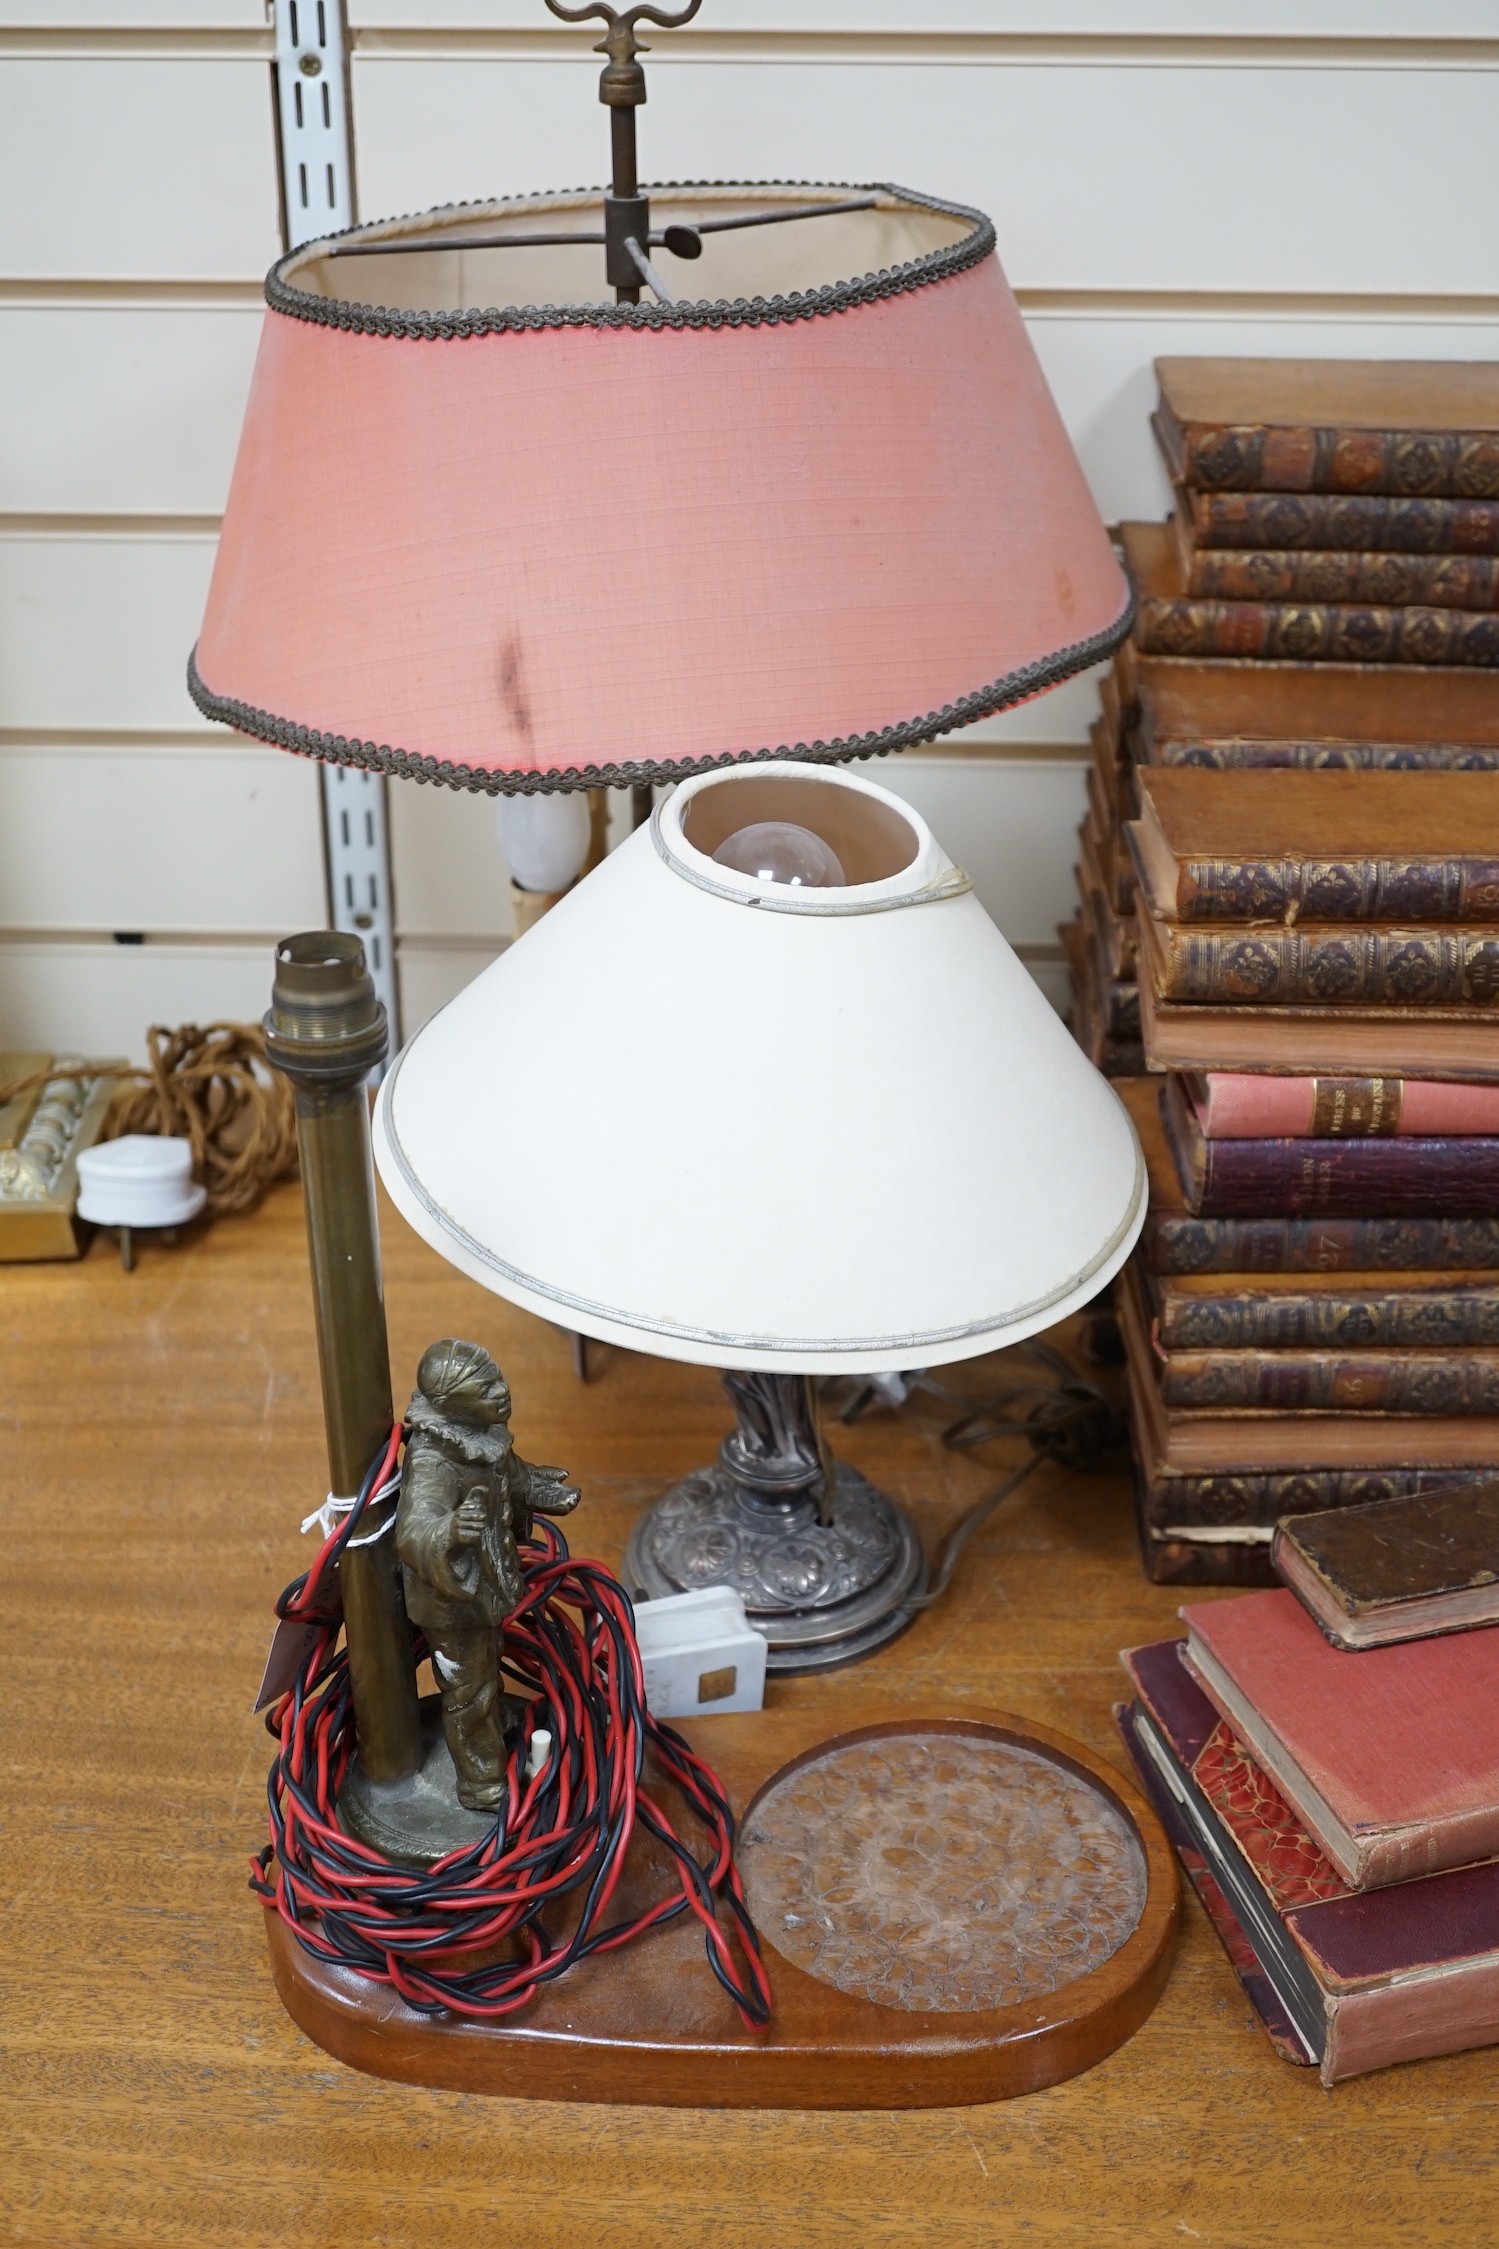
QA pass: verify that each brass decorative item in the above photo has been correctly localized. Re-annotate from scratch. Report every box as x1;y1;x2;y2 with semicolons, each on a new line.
393;1340;579;1814
0;1054;119;1262
262;934;425;1807
264;931;588;1862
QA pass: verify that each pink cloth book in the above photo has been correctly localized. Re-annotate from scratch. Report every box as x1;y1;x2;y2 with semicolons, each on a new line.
1194;1073;1499;1140
1179;1589;1499;1889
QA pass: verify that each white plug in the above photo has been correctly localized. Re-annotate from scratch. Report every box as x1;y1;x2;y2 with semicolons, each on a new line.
525;1727;553;1781
632;1586;767;1718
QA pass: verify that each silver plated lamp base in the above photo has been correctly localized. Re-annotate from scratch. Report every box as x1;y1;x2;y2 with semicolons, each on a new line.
622;1373;927;1674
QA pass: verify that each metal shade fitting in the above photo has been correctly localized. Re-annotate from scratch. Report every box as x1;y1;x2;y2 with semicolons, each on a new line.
373;762;1146;1374
190;182;1131;796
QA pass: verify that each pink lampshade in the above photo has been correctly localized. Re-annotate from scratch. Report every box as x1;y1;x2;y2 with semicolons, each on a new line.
191;183;1131;793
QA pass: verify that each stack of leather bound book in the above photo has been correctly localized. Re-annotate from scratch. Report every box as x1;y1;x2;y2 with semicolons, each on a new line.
1062;357;1499;1584
1118;762;1499;1584
1117;1583;1499;2086
1137;359;1499;669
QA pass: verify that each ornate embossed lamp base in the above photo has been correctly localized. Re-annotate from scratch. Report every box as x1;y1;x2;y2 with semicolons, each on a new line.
621;1372;927;1672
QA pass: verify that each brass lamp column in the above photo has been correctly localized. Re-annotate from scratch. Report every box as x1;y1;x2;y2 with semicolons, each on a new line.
264;932;422;1787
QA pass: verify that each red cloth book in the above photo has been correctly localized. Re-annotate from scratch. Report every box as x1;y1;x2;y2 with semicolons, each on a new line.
1193;1072;1499;1141
1179;1590;1499;1888
1119;1637;1499;2085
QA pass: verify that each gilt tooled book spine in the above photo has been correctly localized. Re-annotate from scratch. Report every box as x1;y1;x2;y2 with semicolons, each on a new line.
1134;1461;1493;1532
1156;1285;1499;1351
1183;548;1499;609
1159;1349;1499;1414
1151;924;1499;1007
1135;596;1499;669
1141;1212;1499;1277
1154;739;1499;774
1162;1083;1499;1220
1172;853;1499;925
1156;409;1499;499
1184;490;1499;555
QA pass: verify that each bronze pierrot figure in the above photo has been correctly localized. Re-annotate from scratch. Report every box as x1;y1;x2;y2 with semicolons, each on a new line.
396;1340;579;1811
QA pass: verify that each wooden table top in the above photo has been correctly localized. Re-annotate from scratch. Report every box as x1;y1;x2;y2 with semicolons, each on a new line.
5;1183;1495;2247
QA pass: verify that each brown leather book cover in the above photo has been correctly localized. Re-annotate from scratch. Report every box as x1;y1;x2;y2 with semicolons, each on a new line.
1181;487;1499;555
1124;519;1499;669
1180;1589;1499;1887
1161;1344;1499;1415
1154;358;1499;497
1121;1263;1499;1473
1119;1074;1499;1275
1121;1637;1499;2084
1132;762;1499;925
1080;870;1137;981
1131;1386;1491;1529
1150;1266;1499;1352
1184;547;1499;612
1139;904;1499;1009
1273;1484;1499;1649
1138;969;1499;1080
1134;649;1499;756
1062;915;1143;1077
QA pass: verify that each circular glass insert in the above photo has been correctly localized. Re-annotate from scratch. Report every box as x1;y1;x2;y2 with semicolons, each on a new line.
738;1730;1147;2013
712;821;847;889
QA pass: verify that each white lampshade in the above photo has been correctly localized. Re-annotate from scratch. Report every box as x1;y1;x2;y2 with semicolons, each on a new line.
374;763;1144;1374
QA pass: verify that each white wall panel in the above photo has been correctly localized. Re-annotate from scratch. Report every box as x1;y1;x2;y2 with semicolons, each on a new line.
0;307;260;514
0;745;325;934
0;6;267;23
0;60;280;280
348;4;1499;39
0;533;212;732
390;778;515;940
0;938;281;1060
350;56;1498;297
396;938;503;1033
878;756;1086;947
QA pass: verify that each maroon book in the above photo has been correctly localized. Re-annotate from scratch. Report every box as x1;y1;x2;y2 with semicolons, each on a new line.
1162;1074;1499;1220
1120;1638;1499;2085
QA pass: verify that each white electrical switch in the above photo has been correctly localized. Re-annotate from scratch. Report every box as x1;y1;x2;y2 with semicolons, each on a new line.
632;1586;766;1718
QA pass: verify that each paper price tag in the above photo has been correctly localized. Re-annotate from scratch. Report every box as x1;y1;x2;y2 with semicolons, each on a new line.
253;1616;325;1713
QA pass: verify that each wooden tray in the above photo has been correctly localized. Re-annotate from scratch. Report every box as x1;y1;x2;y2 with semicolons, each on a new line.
265;1703;1178;2107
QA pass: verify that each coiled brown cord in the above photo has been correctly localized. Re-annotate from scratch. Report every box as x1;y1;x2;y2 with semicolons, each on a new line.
102;1023;297;1218
0;1023;297;1222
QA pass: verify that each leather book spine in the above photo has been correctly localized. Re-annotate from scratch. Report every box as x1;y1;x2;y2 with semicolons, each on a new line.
1134;1462;1492;1532
1153;739;1499;773
1184;548;1499;609
1157;1285;1499;1351
1165;415;1499;500
1135;596;1499;668
1185;490;1499;555
1140;1212;1499;1276
1159;1348;1499;1413
1173;853;1499;925
1186;1135;1499;1221
1151;925;1499;1007
1101;977;1141;1043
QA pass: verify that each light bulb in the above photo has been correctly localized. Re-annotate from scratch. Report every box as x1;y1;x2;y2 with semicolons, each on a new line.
498;792;592;893
711;820;846;888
